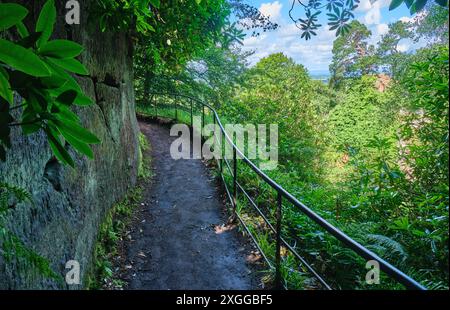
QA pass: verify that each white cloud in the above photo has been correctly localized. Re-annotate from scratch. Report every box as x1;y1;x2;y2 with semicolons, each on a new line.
359;0;393;25
397;43;409;52
376;23;389;36
278;23;300;38
259;1;283;22
357;0;390;12
242;25;336;73
356;0;373;12
242;34;267;48
364;2;382;25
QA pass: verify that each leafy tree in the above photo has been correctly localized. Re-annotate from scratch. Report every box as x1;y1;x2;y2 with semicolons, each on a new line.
93;0;159;34
328;76;397;150
329;21;376;89
376;21;414;76
132;0;232;103
223;53;323;181
413;3;449;43
182;46;251;105
400;45;448;197
389;0;448;14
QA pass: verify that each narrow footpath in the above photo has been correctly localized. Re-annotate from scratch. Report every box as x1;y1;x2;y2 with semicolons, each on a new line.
123;121;257;289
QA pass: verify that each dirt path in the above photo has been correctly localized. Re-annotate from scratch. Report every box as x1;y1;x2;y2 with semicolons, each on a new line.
123;121;256;290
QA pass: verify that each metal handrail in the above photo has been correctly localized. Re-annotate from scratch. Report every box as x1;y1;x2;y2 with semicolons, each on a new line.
145;92;426;290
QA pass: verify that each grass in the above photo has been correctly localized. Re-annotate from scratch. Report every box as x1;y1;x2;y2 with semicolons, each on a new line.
87;131;152;289
138;132;153;180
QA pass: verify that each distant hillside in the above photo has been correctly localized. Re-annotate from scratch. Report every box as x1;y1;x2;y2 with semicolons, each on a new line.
310;73;330;83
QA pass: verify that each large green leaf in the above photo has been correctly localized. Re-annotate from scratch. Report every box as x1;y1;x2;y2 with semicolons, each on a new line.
413;0;428;12
74;93;93;106
404;0;414;7
27;92;45;113
56;90;78;106
58;129;94;159
0;3;28;31
39;40;84;59
41;74;68;89
0;66;8;79
52;102;79;122
0;72;13;104
16;22;29;38
45;127;75;167
0;39;50;77
389;0;404;10
21;108;41;135
47;57;89;75
52;117;100;144
44;59;82;93
36;0;56;47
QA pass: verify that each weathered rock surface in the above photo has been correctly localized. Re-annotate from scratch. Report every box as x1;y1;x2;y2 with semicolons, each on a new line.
0;0;139;289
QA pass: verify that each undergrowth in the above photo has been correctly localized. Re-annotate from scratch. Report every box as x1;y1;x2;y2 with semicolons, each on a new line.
0;183;61;285
87;132;152;289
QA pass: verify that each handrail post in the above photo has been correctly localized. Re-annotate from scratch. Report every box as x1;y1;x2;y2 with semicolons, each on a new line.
233;147;237;211
155;95;158;118
201;105;205;138
275;191;283;289
220;123;223;174
150;94;154;115
190;98;193;128
213;114;218;169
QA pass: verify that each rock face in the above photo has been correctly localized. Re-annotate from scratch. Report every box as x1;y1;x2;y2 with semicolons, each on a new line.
0;0;139;288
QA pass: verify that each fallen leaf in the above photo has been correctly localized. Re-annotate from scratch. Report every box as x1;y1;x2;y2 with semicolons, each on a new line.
246;251;262;263
214;223;236;234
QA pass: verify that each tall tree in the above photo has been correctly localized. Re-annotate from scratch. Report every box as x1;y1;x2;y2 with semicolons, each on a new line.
413;3;449;44
132;0;230;103
329;21;376;89
376;21;413;77
222;53;324;181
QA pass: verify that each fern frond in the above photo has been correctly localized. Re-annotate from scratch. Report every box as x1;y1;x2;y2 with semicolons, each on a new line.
0;227;61;281
365;234;408;265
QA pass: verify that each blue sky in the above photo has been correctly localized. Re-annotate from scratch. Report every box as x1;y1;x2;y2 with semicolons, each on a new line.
241;0;417;75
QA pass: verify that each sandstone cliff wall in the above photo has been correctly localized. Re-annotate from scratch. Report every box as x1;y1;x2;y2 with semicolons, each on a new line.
0;0;139;288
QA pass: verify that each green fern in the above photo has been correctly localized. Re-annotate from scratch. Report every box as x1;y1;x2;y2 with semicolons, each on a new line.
0;182;61;283
0;228;60;281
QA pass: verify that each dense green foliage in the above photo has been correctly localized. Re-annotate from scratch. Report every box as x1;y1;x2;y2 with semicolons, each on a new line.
1;0;448;290
138;4;449;289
